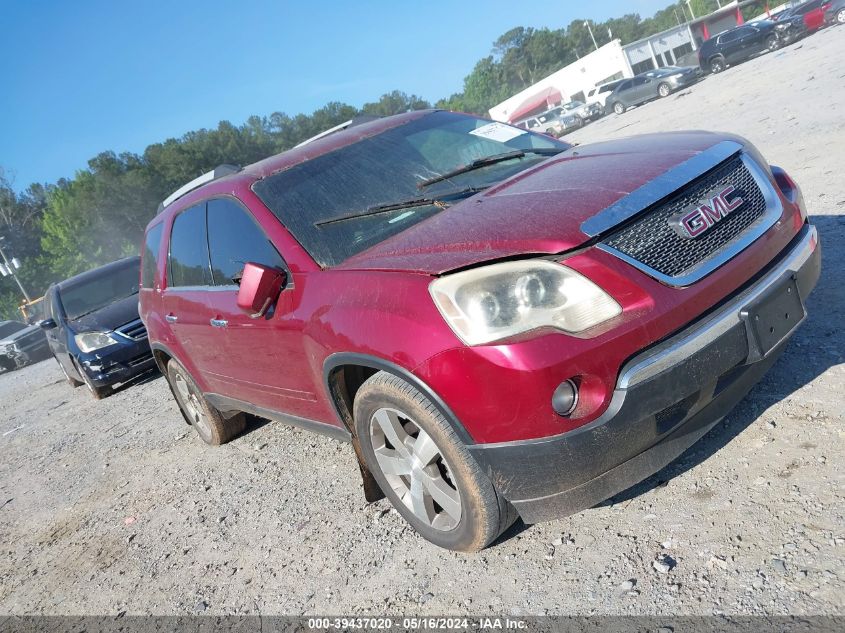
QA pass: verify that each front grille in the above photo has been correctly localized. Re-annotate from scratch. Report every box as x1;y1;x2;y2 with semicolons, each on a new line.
602;155;767;279
115;318;147;341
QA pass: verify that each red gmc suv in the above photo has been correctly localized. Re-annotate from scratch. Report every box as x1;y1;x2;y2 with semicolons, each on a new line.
139;110;819;551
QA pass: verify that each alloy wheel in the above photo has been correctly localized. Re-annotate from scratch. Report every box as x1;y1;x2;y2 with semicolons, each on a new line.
838;9;845;23
369;407;462;531
174;372;212;438
658;83;671;97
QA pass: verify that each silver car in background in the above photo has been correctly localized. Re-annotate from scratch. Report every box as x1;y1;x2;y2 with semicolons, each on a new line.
515;105;583;136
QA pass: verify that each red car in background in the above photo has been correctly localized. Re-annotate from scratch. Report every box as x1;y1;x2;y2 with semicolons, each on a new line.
140;110;819;551
775;0;833;31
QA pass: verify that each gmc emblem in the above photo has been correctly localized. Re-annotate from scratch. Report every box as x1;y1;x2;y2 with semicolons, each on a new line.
670;185;744;239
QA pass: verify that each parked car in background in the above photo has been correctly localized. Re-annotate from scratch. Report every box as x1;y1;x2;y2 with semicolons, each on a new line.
0;319;50;372
41;256;155;399
564;99;601;122
585;79;624;116
515;106;582;136
606;66;699;115
823;0;845;23
771;12;811;43
141;109;818;551
698;20;781;74
776;0;833;31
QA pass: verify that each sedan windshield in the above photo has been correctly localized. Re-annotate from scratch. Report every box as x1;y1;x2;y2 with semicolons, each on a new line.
59;260;141;321
253;111;568;267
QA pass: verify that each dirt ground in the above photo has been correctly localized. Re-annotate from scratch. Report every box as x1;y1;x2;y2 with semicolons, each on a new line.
0;27;842;617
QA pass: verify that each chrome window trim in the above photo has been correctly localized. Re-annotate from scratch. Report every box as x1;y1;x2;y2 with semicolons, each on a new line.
597;154;782;288
618;224;817;389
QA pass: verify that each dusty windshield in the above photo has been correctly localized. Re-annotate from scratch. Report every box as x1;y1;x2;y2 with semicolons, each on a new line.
59;259;141;321
253;111;568;267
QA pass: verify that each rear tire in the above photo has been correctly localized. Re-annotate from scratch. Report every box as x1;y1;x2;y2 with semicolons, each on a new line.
613;101;625;115
353;371;515;552
166;359;246;445
709;56;725;73
837;8;845;23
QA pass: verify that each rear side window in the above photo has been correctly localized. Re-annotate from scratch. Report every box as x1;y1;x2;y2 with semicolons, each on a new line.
168;204;211;288
141;223;164;289
206;198;285;286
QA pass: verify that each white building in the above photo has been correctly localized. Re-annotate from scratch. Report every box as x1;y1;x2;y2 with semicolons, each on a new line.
488;40;634;124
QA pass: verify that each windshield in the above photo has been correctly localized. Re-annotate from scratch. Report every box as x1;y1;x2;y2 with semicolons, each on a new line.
253;111;568;267
58;259;140;321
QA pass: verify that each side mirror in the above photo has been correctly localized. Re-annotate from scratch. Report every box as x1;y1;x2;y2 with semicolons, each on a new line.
39;318;57;330
236;262;286;319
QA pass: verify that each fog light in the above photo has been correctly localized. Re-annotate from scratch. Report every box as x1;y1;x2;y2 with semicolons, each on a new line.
552;379;579;416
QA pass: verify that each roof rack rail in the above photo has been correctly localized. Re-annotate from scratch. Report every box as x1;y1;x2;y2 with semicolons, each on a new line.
156;164;241;214
293;115;380;148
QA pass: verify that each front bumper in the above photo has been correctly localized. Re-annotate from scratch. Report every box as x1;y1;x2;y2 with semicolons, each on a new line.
77;339;156;388
468;224;820;523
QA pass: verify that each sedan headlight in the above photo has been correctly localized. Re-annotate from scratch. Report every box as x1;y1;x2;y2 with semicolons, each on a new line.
75;331;119;353
429;260;622;346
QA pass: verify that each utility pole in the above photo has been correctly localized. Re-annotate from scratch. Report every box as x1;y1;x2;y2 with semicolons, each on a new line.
0;237;32;303
584;21;599;51
686;0;696;19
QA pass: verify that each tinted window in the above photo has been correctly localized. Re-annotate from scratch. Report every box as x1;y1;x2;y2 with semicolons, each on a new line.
207;198;285;286
617;80;633;91
633;76;649;86
141;223;164;289
253;111;568;267
719;30;741;42
168;204;211;288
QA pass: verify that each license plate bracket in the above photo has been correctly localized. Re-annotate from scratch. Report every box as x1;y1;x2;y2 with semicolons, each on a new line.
740;273;805;362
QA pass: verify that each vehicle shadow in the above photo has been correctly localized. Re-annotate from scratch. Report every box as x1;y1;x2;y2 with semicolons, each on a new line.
605;214;842;506
111;367;162;395
492;215;843;543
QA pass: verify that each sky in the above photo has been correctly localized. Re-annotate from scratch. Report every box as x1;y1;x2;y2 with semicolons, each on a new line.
0;0;670;190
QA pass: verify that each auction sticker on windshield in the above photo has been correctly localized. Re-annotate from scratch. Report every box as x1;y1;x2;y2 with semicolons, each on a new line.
469;121;525;143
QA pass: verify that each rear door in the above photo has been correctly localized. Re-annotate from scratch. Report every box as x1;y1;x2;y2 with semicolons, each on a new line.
160;203;219;384
630;76;652;104
718;29;744;62
202;197;319;417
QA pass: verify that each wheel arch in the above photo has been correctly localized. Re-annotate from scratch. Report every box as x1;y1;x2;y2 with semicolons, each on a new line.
323;352;475;446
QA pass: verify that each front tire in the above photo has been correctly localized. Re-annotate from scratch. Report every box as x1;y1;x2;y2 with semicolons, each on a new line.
658;82;671;97
58;355;84;387
166;359;246;445
766;34;780;52
353;372;515;552
73;357;112;400
837;8;845;23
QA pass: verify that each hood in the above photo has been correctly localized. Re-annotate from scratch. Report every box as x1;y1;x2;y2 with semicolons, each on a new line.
69;294;141;333
337;131;740;275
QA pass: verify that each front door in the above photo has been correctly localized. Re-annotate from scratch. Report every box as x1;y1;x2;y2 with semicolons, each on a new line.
202;197;320;419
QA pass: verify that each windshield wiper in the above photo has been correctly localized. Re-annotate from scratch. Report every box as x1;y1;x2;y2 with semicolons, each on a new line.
417;148;563;189
313;186;487;228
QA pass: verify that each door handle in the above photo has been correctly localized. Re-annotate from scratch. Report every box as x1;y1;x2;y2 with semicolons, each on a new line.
165;314;178;323
210;318;228;328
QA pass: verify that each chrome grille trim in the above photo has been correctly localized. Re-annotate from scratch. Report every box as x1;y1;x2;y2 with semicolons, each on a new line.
114;318;148;341
598;155;782;287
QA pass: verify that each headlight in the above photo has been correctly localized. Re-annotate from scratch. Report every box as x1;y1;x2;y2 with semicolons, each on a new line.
429;260;622;346
75;331;119;353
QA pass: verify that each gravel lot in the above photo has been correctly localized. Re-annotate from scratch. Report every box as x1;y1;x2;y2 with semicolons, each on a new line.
0;27;843;617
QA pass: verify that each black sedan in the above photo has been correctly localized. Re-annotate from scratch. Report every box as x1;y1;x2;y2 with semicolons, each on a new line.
40;256;156;399
0;320;50;372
